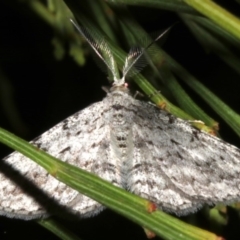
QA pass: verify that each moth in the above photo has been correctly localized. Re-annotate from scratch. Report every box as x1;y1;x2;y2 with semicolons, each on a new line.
0;19;240;220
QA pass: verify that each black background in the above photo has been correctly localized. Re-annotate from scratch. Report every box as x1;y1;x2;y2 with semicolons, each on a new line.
0;1;240;239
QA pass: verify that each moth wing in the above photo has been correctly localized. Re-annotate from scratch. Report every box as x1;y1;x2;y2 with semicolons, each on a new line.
128;101;240;215
0;101;119;219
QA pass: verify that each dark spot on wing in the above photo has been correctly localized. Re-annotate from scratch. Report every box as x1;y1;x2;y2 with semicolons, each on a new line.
157;158;164;162
133;163;141;170
62;119;69;130
192;129;200;140
117;136;126;141
168;115;175;124
119;144;127;148
92;116;100;123
135;141;145;148
59;146;71;154
166;151;171;158
111;180;118;185
195;161;201;167
41;147;48;152
146;179;154;189
99;140;109;149
83;161;92;168
146;140;154;146
35;142;42;149
170;139;180;145
112;104;123;110
176;151;183;159
76;130;82;135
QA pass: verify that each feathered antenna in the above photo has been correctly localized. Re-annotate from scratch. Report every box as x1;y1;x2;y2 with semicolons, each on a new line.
70;19;120;82
120;25;175;85
71;19;174;87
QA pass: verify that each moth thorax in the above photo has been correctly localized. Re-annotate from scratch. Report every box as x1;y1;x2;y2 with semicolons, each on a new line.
110;82;129;93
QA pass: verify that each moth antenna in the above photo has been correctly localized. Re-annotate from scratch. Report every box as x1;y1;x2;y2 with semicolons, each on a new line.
70;19;120;82
122;24;175;82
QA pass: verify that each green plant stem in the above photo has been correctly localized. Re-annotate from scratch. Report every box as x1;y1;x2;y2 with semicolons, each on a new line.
183;0;240;41
0;126;219;240
38;218;83;240
107;0;197;14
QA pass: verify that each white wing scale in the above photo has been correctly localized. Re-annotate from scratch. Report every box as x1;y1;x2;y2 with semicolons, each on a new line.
128;100;240;215
0;101;121;219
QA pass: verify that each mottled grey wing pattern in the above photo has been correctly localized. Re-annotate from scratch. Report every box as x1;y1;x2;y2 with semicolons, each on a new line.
0;101;120;219
4;19;240;221
1;87;240;219
129;100;240;215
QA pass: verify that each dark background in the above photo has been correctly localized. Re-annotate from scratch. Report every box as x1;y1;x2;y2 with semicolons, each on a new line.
0;1;240;239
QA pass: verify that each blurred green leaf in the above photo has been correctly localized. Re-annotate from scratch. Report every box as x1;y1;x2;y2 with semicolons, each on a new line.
183;0;240;41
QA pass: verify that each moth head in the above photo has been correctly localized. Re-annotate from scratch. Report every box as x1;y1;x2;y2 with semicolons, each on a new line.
110;82;129;93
